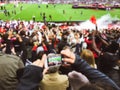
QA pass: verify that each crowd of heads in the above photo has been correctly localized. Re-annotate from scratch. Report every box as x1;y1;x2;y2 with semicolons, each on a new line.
0;18;120;90
0;1;120;90
0;19;120;63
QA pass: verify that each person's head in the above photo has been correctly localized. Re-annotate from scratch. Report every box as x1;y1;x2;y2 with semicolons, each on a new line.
106;41;119;53
47;66;60;74
36;46;45;59
1;33;8;41
80;49;96;68
62;31;69;41
99;52;119;73
74;33;80;39
19;30;26;36
68;71;90;90
95;35;101;44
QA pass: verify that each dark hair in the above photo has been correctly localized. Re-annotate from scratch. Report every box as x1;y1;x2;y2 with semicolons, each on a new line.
1;33;8;41
98;52;118;73
95;35;101;43
20;30;26;36
47;66;60;73
106;41;119;53
37;51;45;60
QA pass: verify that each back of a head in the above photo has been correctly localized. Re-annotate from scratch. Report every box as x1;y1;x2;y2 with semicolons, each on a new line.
68;71;90;90
81;49;96;68
20;30;26;36
36;46;45;59
47;66;59;73
106;41;119;53
98;52;118;73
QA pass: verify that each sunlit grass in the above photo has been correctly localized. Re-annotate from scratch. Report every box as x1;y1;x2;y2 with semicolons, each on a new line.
0;4;120;21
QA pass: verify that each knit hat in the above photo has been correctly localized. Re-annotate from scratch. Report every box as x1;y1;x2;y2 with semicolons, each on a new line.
68;71;90;90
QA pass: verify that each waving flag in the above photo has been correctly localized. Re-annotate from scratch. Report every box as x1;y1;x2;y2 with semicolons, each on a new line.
90;16;97;25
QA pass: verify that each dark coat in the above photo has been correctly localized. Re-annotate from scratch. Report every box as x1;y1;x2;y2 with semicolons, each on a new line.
0;53;24;90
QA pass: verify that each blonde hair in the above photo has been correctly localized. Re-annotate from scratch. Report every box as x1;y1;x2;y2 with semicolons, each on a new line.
80;49;97;68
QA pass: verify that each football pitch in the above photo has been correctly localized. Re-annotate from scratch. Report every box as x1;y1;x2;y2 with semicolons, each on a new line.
0;3;120;22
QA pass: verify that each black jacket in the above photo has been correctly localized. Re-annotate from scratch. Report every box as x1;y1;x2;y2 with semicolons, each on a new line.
17;65;43;90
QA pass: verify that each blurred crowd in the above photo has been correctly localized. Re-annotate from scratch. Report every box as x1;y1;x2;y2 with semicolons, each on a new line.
2;0;120;4
0;19;120;90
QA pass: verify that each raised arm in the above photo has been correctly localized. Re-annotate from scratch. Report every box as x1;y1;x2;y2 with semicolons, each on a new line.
17;54;47;90
61;49;120;90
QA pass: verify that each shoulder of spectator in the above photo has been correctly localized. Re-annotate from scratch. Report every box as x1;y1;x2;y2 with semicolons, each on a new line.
1;53;21;60
24;65;43;75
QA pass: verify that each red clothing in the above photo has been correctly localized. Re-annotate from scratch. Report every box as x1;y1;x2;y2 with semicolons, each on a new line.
32;46;37;51
0;28;6;33
42;44;48;51
85;38;98;58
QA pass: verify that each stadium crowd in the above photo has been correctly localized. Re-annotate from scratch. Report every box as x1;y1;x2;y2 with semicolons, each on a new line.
0;19;120;90
1;0;120;4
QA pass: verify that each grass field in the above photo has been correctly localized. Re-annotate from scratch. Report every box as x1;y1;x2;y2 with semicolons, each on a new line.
0;3;120;21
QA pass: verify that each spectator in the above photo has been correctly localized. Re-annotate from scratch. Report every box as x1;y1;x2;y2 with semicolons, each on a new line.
17;49;120;90
68;71;90;90
98;48;120;87
17;54;47;90
80;49;97;68
40;62;69;90
57;31;69;53
61;49;120;90
0;52;24;90
0;18;120;90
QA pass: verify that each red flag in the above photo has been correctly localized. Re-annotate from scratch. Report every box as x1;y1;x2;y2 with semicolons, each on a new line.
90;16;96;25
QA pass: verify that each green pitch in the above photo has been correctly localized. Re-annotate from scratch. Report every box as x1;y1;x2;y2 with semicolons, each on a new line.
0;3;120;21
